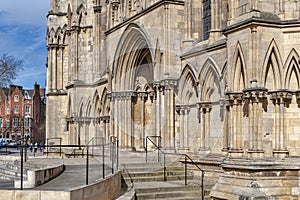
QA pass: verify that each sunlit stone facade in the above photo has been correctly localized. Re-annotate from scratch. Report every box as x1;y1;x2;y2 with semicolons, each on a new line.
46;0;300;198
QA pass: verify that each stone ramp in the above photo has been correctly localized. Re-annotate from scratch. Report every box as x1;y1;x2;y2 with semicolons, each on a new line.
32;157;112;191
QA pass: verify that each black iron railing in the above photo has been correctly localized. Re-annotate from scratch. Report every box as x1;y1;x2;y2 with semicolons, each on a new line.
17;137;119;190
145;137;205;199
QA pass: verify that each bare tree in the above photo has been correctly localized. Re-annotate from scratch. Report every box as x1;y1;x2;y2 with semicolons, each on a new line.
0;54;23;87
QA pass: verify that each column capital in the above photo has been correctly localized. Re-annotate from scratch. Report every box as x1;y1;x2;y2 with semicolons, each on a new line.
243;87;268;103
175;105;191;115
197;102;212;112
93;5;102;13
269;90;293;104
225;92;243;106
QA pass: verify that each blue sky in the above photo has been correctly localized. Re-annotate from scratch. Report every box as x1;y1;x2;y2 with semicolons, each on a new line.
0;1;50;89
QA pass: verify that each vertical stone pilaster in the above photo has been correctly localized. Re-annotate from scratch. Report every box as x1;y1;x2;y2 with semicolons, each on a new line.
72;26;80;80
59;45;65;90
226;92;244;157
270;90;291;158
197;102;212;151
162;79;177;149
222;102;229;154
93;4;102;77
47;45;53;92
244;87;268;158
154;84;162;139
209;0;222;43
176;106;191;150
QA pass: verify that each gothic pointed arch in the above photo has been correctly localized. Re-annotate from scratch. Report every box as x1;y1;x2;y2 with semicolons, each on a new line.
48;28;56;44
62;24;68;44
100;88;110;116
77;4;87;26
199;58;223;101
178;64;198;104
221;61;228;91
284;48;300;90
67;3;73;28
93;90;101;116
262;39;283;90
55;27;62;44
112;23;154;91
232;42;247;91
85;98;92;117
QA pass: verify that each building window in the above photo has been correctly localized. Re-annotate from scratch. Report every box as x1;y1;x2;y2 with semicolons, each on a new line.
13;117;20;128
14;106;19;114
0;117;2;128
6;119;10;128
24;117;32;128
14;95;19;102
202;0;211;40
6;107;10;115
25;105;31;114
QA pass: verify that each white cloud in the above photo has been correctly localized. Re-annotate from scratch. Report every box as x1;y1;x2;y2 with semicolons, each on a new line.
0;0;49;88
0;0;49;26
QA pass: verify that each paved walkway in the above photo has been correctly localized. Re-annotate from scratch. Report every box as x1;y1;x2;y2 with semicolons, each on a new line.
0;148;114;191
32;157;111;191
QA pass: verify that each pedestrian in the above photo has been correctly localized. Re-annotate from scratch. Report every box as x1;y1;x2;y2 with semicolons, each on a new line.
30;143;33;152
34;142;38;155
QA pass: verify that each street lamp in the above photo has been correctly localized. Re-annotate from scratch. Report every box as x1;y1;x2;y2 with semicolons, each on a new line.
23;115;32;162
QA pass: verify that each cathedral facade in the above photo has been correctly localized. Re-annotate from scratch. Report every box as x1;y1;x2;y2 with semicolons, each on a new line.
46;0;300;198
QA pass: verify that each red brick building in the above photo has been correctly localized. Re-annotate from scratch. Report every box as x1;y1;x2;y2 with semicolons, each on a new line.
0;84;46;143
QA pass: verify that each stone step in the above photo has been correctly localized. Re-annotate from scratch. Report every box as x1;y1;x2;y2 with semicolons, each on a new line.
0;172;22;181
122;170;188;178
136;190;201;200
0;167;22;178
123;174;194;183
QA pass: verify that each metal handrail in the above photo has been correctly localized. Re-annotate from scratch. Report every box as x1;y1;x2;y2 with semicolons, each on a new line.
145;138;205;200
18;141;119;189
145;136;162;162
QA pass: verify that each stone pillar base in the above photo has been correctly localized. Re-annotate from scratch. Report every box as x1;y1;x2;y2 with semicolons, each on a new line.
247;149;264;159
228;148;244;158
273;149;289;158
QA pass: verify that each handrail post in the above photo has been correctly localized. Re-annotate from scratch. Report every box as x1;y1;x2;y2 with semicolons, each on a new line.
86;146;89;185
47;138;49;157
60;138;62;157
145;137;148;163
112;140;114;174
102;143;105;179
20;146;23;190
163;153;166;181
202;170;205;200
116;139;119;170
185;156;187;185
157;137;160;162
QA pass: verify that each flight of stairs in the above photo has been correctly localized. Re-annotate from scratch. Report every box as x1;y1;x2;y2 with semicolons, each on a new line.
119;150;210;200
0;160;25;181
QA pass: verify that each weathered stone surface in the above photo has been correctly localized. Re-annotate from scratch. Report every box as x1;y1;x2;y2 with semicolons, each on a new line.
46;1;300;199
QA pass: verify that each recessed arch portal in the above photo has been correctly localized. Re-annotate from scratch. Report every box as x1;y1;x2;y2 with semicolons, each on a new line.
112;23;154;91
111;23;156;149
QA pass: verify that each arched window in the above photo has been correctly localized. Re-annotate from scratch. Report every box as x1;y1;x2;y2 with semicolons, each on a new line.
202;0;211;40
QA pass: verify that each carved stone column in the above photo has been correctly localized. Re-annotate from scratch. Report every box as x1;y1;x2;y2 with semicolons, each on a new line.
47;44;54;92
226;92;244;157
197;102;212;151
162;79;177;149
244;87;268;158
176;106;191;150
270;90;291;158
154;83;162;139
